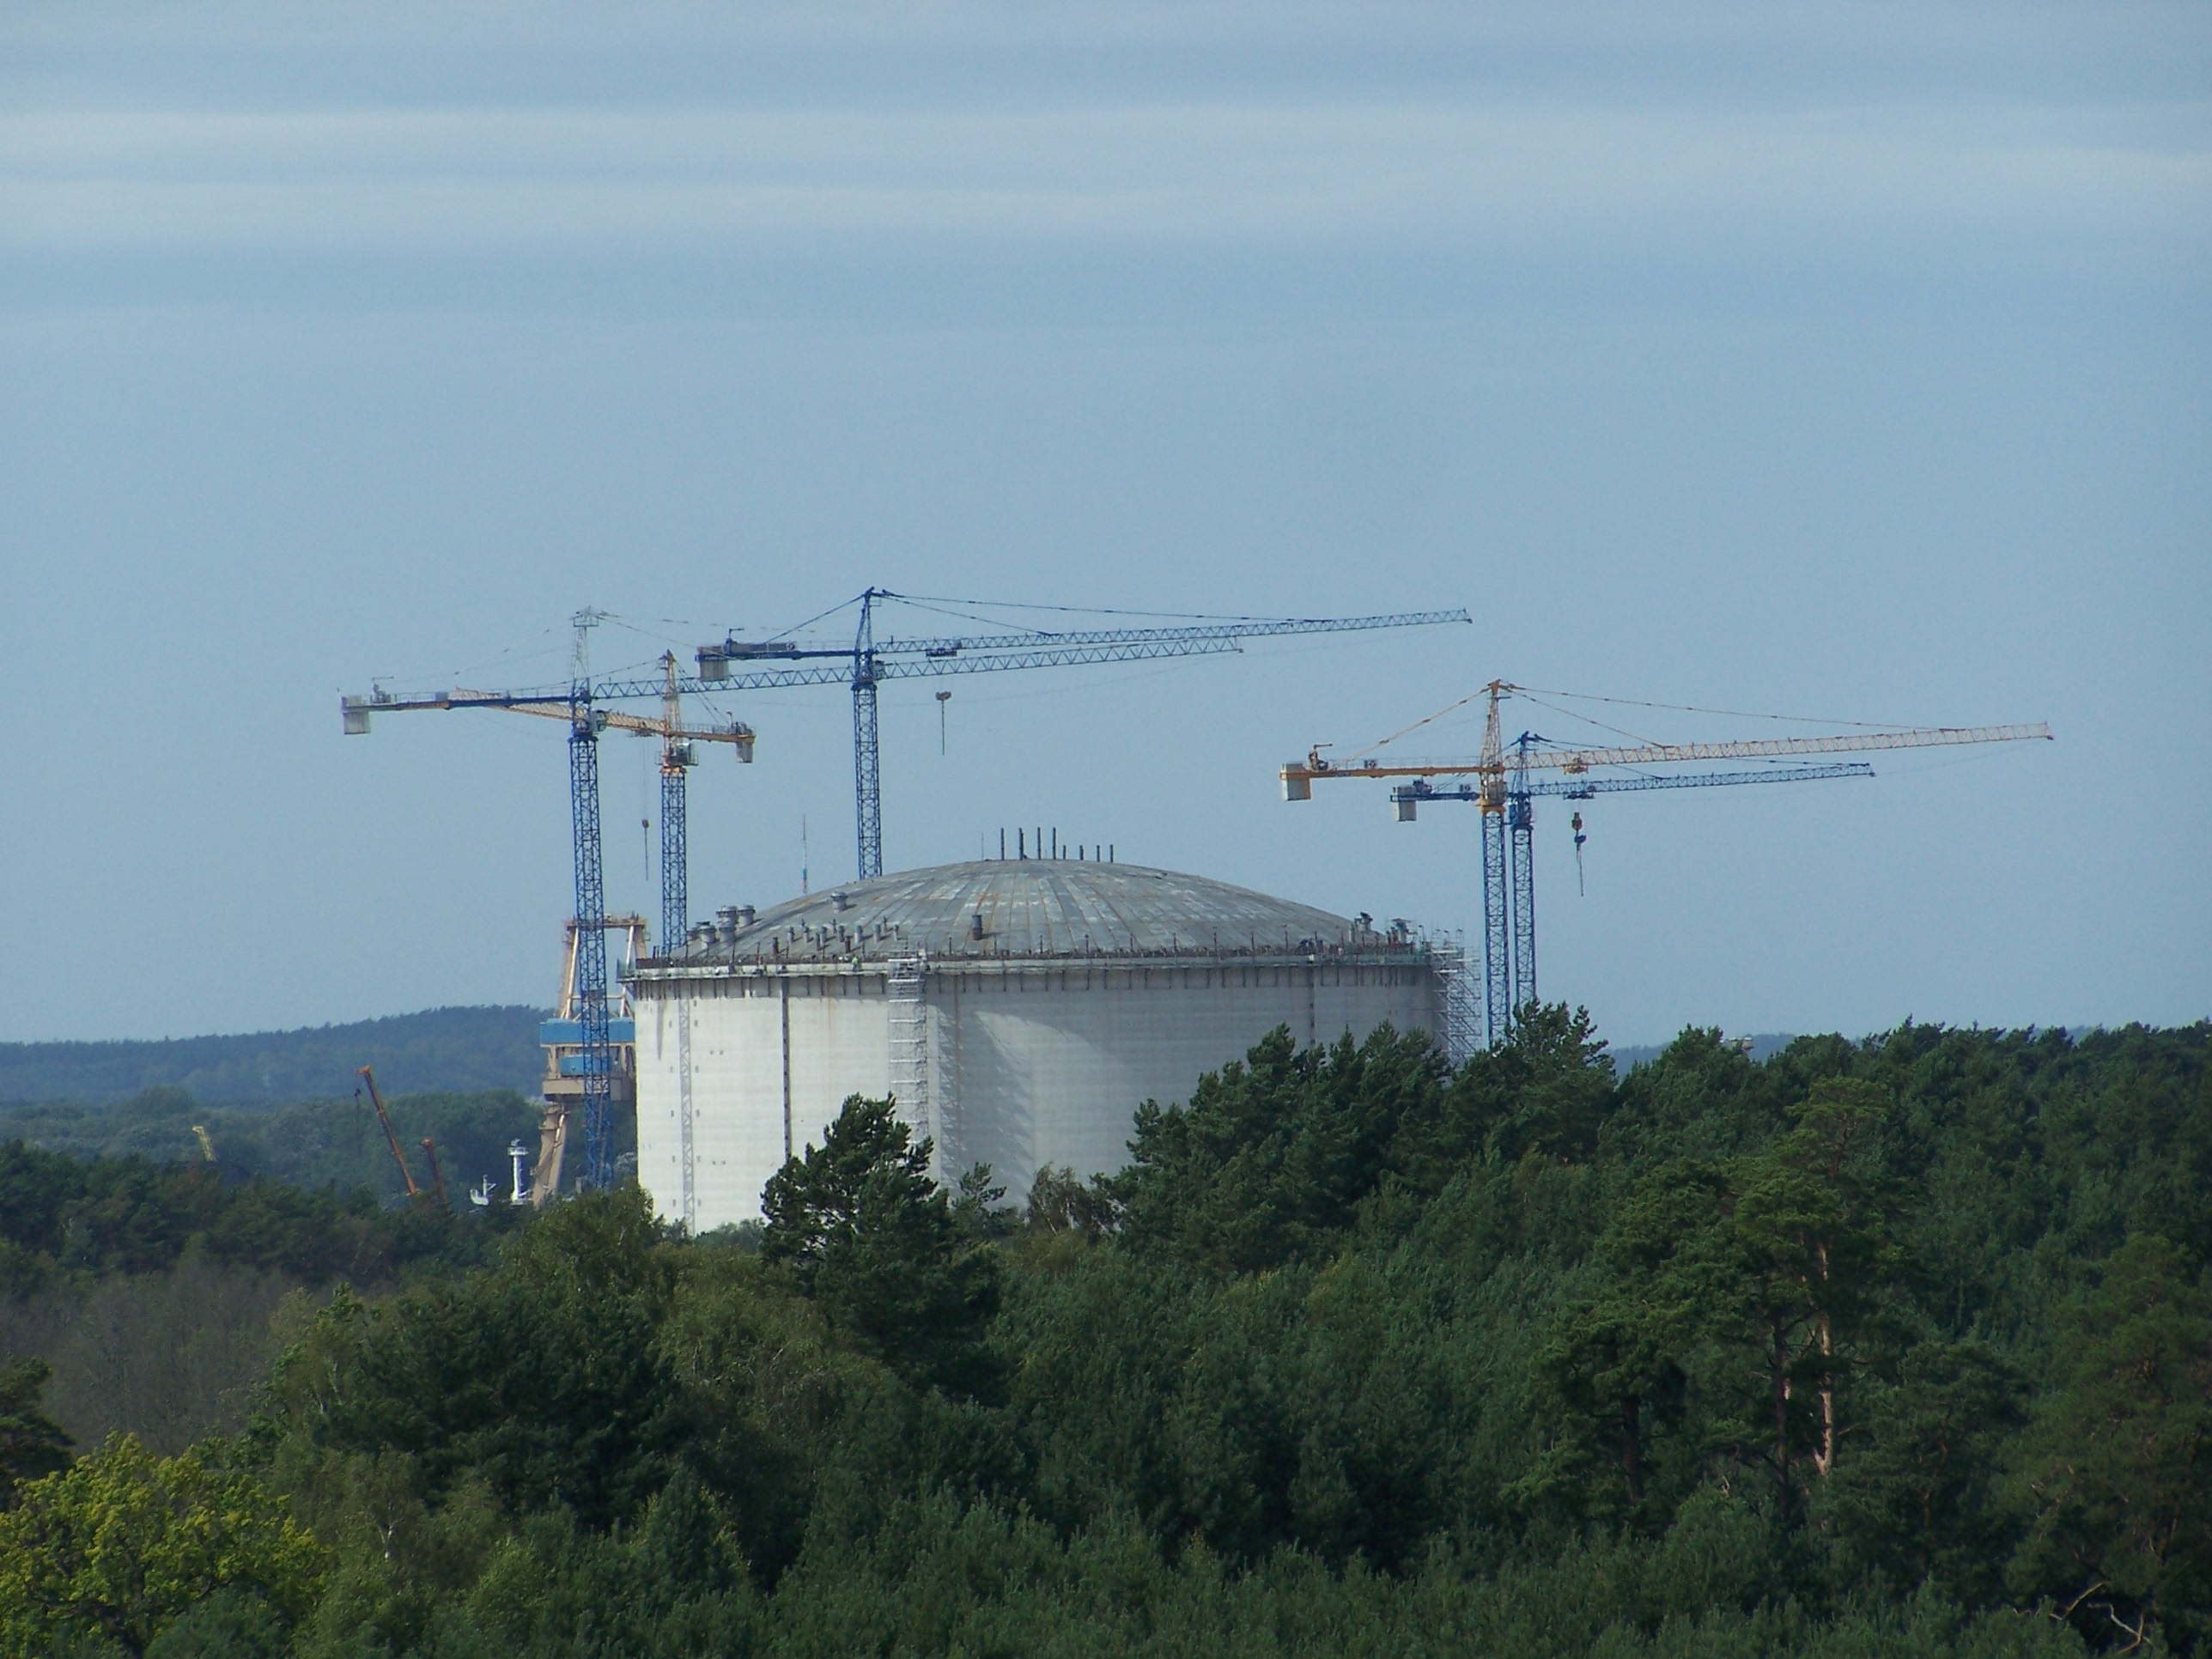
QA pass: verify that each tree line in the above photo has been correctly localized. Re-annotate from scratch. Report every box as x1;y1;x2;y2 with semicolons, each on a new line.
0;1012;2206;1656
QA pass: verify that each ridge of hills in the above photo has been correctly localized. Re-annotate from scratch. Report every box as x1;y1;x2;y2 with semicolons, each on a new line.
0;1006;545;1106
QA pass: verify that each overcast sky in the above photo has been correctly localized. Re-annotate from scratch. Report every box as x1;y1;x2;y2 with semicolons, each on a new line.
2;1;2206;1048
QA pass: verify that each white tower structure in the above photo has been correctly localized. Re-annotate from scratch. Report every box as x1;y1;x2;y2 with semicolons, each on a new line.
625;859;1444;1229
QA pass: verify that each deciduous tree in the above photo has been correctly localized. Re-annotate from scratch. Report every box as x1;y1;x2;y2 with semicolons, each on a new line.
0;1434;323;1657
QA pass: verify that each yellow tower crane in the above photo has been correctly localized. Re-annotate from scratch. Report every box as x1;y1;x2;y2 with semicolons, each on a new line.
1281;680;2051;1049
442;653;750;1203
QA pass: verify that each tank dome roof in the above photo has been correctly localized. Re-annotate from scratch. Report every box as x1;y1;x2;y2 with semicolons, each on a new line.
668;860;1414;965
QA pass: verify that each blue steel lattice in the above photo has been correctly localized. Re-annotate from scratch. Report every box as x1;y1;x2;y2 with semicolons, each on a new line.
1508;793;1536;1023
349;607;1471;708
659;766;688;957
852;592;884;880
1480;807;1510;1048
853;679;881;880
568;715;613;1189
1389;761;1875;806
356;598;1465;885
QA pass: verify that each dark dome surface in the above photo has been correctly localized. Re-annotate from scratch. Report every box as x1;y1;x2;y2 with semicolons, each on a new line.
676;860;1400;964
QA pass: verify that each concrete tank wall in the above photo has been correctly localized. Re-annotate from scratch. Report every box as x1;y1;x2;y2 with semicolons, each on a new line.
635;975;891;1234
633;957;1437;1231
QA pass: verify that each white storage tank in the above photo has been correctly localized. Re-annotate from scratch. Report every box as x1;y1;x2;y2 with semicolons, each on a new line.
625;859;1447;1230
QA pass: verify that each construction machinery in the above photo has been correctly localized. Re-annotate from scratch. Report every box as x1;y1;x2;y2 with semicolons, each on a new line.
695;591;1472;880
343;595;1462;1182
1283;680;2052;1046
356;1065;422;1199
530;914;647;1206
419;1139;452;1211
343;615;753;1189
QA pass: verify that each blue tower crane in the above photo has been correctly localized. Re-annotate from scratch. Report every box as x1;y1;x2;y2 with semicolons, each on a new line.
342;614;753;1190
1283;681;2052;1048
694;590;1472;880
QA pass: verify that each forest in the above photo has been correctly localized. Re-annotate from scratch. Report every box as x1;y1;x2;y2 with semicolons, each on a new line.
0;1013;2206;1657
1;1086;549;1209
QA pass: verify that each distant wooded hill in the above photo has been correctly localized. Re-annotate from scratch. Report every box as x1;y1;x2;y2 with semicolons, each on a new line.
0;1006;545;1105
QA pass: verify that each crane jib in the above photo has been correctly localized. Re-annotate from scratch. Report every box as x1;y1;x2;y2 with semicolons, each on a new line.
690;608;1471;690
1297;722;2052;781
1396;763;1877;803
356;610;1474;706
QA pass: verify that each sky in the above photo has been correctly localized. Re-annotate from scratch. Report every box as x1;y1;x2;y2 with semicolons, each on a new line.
2;1;2206;1049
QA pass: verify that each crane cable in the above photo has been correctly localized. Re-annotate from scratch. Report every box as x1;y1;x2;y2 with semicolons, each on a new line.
1516;685;1911;731
1346;681;1947;763
1340;688;1490;762
1511;691;1666;749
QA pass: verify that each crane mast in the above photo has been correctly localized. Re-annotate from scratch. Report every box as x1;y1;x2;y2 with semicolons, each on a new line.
568;673;611;1191
1477;688;1510;1040
660;653;690;956
1285;681;2051;1048
853;593;883;880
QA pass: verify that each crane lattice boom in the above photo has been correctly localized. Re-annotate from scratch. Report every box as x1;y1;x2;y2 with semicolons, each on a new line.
454;693;756;753
697;606;1474;690
348;595;1469;885
1290;720;2051;787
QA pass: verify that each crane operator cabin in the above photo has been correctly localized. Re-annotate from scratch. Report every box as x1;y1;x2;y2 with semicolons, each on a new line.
623;857;1447;1230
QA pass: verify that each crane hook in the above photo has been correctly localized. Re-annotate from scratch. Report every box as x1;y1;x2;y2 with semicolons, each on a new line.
1571;811;1587;896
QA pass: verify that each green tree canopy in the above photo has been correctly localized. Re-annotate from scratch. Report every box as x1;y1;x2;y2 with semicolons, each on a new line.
0;1433;324;1658
761;1095;1000;1397
2006;1232;2212;1650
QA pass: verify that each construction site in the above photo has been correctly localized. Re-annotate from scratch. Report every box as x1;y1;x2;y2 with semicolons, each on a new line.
342;592;2050;1222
